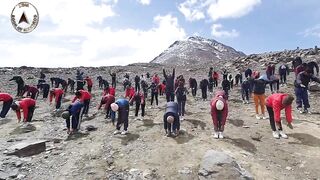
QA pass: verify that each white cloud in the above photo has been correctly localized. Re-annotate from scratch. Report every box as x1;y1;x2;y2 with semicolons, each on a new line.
302;24;320;38
207;0;261;21
137;0;151;5
211;24;239;38
178;0;261;21
178;0;205;21
0;0;186;68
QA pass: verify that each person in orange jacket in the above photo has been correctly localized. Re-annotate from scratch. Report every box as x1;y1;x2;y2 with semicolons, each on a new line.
84;76;93;93
72;90;91;117
125;84;135;99
266;93;294;139
0;93;13;119
11;98;36;122
49;88;64;110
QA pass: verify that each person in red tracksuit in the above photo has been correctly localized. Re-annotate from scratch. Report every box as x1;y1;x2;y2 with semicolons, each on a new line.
11;98;36;122
49;88;64;110
125;84;135;99
129;91;145;119
72;90;91;117
23;85;39;100
211;91;228;139
0;93;13;119
266;93;294;139
152;74;160;85
103;86;116;96
84;76;93;93
159;82;166;96
98;94;115;122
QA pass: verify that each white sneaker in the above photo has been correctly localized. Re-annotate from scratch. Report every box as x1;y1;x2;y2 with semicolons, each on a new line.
279;131;288;139
256;115;261;120
297;108;304;114
180;116;184;121
113;130;121;135
218;132;224;139
121;130;128;135
262;116;268;120
242;101;246;104
246;101;249;104
213;132;219;139
272;131;280;139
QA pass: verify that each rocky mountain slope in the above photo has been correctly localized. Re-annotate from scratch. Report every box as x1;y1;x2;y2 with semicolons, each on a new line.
150;36;246;66
0;46;320;180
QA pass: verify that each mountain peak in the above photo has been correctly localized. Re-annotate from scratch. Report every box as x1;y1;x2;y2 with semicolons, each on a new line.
151;36;245;66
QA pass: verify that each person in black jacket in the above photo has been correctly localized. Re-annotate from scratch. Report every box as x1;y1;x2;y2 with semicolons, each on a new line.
175;82;188;120
221;77;230;99
252;74;268;119
163;68;175;102
67;78;75;93
241;78;251;104
294;69;320;114
9;76;25;97
189;78;197;97
307;61;319;76
245;68;252;78
200;79;209;101
37;83;50;99
208;76;214;96
208;67;213;78
292;57;303;71
163;102;180;137
278;64;290;85
110;72;117;88
134;75;141;92
148;82;159;106
141;80;149;99
235;71;243;86
228;74;234;89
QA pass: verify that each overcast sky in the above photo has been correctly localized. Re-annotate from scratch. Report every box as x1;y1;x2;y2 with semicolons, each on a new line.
0;0;319;67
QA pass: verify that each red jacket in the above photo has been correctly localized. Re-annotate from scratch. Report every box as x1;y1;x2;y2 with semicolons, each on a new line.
98;94;115;110
49;88;64;103
72;90;91;102
213;72;219;79
0;93;13;102
85;77;93;86
160;83;166;92
25;86;39;95
210;91;228;126
152;76;160;85
266;93;292;123
125;87;135;99
103;87;116;96
16;98;36;121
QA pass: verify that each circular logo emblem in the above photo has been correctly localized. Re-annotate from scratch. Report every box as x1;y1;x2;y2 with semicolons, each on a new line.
11;2;39;33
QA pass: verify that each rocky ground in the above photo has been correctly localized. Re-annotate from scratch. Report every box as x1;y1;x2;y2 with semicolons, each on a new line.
0;53;320;180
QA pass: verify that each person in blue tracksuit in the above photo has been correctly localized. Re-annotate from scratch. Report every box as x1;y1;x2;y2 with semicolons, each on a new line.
163;102;180;137
65;101;84;134
112;98;130;135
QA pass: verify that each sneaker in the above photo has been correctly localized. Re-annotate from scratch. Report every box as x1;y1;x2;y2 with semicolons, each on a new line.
180;116;184;121
213;132;219;139
272;131;280;139
242;100;246;104
304;109;312;114
113;130;121;135
218;132;224;139
121;130;128;135
297;108;304;114
279;131;288;139
256;115;261;120
262;116;268;120
246;101;249;104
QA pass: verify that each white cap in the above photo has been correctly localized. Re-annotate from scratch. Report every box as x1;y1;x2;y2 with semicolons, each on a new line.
110;103;119;112
167;116;174;124
216;100;224;111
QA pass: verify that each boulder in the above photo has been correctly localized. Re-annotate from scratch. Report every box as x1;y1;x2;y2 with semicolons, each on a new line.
309;83;320;92
198;150;254;180
6;140;46;157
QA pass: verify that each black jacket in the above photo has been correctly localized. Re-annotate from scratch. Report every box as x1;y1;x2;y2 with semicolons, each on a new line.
163;69;175;92
253;79;267;95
